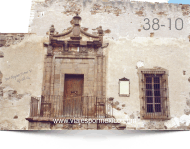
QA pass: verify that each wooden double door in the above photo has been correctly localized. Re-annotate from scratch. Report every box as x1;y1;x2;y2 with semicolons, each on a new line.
63;74;84;117
63;74;97;118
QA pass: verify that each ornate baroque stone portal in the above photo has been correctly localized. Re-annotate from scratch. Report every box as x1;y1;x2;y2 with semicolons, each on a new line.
42;14;107;99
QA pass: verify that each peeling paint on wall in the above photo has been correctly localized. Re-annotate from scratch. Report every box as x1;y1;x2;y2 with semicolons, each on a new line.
91;4;123;16
0;86;31;130
157;11;167;16
136;61;144;68
150;33;154;37
61;1;82;15
135;10;144;16
104;29;111;34
181;4;190;16
0;34;25;47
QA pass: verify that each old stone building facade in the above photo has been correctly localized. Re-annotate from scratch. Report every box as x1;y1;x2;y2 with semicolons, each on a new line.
0;0;190;130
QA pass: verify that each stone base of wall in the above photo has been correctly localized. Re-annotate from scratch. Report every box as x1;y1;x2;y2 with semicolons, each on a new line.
28;121;123;130
28;121;190;130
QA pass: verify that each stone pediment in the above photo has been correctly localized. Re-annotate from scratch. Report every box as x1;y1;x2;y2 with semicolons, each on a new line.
48;14;104;48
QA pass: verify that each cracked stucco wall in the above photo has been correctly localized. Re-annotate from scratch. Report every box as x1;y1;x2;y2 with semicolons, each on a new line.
0;34;47;130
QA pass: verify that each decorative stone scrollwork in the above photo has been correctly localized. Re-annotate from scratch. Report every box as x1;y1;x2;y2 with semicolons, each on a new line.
44;14;107;56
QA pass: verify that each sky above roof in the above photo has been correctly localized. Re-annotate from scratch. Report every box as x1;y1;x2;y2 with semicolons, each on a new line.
169;0;190;4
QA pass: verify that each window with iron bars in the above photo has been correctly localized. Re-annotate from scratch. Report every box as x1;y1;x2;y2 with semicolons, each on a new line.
138;69;170;119
145;74;162;113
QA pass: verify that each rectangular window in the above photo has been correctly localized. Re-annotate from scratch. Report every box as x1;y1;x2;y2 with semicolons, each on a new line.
145;74;161;113
138;69;170;119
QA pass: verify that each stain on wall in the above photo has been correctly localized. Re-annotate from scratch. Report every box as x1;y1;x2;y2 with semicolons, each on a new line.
150;32;154;37
157;11;167;16
135;10;144;16
104;29;111;34
181;4;190;16
0;71;3;85
0;51;4;58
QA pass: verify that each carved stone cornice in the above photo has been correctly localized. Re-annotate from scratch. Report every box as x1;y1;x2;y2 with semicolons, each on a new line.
52;27;73;37
44;14;108;56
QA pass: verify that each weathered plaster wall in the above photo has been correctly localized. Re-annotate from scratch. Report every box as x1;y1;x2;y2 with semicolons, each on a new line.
0;91;31;130
0;34;47;130
1;0;190;130
29;0;190;41
104;37;190;129
0;34;46;95
22;0;189;129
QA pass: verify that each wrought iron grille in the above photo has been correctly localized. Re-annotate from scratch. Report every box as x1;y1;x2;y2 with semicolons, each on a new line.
141;72;169;119
145;74;162;113
29;95;113;118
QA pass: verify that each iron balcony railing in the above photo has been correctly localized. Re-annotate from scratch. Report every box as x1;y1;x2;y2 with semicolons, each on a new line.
29;95;113;118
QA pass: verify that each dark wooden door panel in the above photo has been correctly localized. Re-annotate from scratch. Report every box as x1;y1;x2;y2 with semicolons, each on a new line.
63;74;84;117
64;74;84;98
